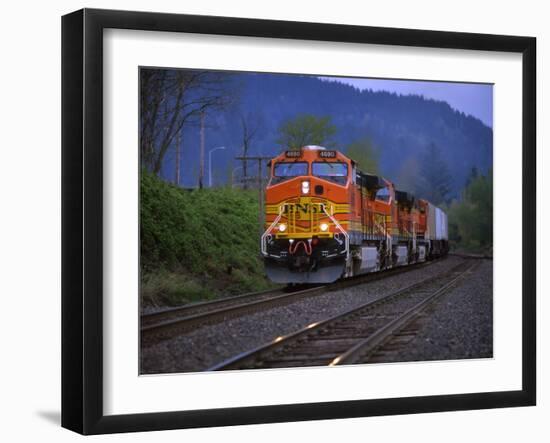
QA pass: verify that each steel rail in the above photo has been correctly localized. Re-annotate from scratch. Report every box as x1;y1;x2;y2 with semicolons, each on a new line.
141;259;437;344
141;284;325;344
207;260;471;371
141;286;287;328
449;252;493;260
331;263;474;365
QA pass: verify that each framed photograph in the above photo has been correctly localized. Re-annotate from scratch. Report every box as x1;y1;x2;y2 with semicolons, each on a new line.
62;8;536;435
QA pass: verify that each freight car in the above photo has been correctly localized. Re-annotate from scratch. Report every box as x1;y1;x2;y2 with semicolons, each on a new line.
261;146;448;283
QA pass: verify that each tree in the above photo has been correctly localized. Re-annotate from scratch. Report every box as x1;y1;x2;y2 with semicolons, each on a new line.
395;156;421;194
465;166;479;188
276;114;336;150
417;142;453;206
346;138;380;174
239;110;263;189
447;169;492;251
139;69;233;176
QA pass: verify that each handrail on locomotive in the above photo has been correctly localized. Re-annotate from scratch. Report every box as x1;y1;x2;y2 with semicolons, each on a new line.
261;202;350;261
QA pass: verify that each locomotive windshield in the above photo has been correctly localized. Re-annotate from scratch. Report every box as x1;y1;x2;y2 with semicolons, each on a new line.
272;162;309;184
375;186;391;202
312;162;348;185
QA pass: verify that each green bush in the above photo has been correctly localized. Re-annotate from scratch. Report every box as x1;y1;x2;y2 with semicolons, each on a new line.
140;171;276;306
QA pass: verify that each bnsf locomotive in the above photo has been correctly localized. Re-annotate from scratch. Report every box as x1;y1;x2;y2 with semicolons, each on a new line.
262;146;448;284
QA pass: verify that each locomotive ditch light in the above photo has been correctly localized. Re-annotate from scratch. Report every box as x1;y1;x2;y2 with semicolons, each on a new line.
320;223;329;232
278;223;287;232
301;180;310;194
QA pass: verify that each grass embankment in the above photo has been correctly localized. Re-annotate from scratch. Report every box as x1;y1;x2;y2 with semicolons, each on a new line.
141;172;277;307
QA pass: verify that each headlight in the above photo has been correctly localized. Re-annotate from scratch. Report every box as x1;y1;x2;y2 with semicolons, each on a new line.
320;223;329;232
278;223;287;232
301;180;310;194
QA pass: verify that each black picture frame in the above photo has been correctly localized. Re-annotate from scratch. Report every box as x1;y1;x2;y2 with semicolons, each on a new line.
61;8;536;435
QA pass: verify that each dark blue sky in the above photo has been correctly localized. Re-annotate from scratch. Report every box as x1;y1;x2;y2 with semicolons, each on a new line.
321;77;493;128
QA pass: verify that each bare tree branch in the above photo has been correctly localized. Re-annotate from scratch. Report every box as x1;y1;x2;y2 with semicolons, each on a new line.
239;110;263;189
139;68;235;176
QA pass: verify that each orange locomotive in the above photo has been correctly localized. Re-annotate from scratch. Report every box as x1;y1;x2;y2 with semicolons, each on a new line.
262;146;448;284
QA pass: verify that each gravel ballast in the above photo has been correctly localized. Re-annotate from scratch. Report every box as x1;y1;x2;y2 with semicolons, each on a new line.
141;256;492;374
370;258;493;363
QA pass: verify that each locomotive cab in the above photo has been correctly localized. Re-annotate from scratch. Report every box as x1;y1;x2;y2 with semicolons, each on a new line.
262;146;352;283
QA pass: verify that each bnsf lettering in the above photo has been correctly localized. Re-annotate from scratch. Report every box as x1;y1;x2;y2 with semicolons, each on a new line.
283;204;322;214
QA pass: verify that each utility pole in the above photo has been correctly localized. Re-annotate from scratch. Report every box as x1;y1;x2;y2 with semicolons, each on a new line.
242;146;248;190
231;166;243;188
235;155;272;231
175;129;181;186
199;110;205;189
208;146;225;187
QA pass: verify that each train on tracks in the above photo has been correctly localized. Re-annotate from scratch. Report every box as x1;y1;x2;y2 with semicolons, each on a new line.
262;145;448;284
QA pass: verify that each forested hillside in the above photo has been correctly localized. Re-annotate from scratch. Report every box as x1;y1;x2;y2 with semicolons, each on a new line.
158;72;493;200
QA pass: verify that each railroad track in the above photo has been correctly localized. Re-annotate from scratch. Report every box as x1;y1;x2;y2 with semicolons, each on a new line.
141;285;319;345
449;252;493;260
141;287;288;328
141;259;437;345
208;260;474;371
